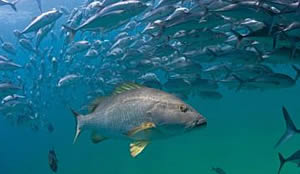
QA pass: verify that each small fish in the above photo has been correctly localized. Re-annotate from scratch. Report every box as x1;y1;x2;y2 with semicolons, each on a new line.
278;150;300;174
19;39;39;55
36;23;55;48
48;148;58;173
0;42;17;55
70;83;207;158
1;94;25;104
275;106;300;148
212;167;226;174
0;61;22;71
140;5;177;22
0;82;22;95
84;48;99;58
47;123;55;133
66;41;90;55
57;74;80;87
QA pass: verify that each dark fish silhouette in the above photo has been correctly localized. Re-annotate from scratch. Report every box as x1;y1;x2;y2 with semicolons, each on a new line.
212;167;226;174
48;148;58;173
278;150;300;174
47;122;55;133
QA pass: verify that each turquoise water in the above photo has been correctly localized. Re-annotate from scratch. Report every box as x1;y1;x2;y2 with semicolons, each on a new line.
0;1;300;174
2;87;299;174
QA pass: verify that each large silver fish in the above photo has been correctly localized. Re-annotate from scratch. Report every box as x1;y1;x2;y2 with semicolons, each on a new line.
71;83;207;157
63;1;148;39
21;8;62;34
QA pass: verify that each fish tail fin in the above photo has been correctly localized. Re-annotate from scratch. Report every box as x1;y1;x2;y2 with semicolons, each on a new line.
10;0;18;12
278;153;286;174
232;74;245;92
70;109;84;144
292;65;300;81
223;65;232;78
275;106;299;148
62;25;77;41
230;28;244;49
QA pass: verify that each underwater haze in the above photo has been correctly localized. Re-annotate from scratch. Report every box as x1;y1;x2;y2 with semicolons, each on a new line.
0;0;300;174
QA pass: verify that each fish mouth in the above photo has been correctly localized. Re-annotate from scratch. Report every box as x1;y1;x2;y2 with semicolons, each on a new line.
194;117;207;128
185;117;207;130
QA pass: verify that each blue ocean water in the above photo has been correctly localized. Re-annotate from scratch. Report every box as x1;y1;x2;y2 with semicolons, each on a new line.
0;0;300;174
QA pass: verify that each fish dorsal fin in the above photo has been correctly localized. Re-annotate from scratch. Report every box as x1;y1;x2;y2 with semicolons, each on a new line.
88;96;106;113
113;83;143;95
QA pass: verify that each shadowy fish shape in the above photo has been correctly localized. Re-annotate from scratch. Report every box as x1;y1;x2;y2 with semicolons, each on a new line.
278;150;300;174
275;106;300;148
48;148;58;173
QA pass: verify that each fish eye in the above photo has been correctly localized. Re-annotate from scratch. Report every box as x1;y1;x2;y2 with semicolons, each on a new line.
179;104;188;113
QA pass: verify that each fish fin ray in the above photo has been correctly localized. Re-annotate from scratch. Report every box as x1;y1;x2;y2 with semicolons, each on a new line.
129;140;149;158
113;82;144;95
126;122;156;137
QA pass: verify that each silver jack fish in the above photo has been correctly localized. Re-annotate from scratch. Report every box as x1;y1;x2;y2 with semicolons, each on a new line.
71;83;207;158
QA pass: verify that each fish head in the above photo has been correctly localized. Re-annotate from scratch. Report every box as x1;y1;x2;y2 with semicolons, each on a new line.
53;8;63;18
151;95;206;134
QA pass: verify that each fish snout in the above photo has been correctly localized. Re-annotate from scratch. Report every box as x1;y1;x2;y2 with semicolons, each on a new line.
194;116;207;128
185;115;207;130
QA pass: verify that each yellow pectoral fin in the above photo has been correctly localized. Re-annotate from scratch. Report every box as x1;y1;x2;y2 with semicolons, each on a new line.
126;122;156;137
91;131;107;144
130;140;149;158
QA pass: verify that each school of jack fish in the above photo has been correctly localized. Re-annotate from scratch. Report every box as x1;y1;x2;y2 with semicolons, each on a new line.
1;0;300;172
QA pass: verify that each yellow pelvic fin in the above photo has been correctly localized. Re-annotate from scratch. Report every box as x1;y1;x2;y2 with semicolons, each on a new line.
91;131;106;144
129;140;149;158
126;122;156;137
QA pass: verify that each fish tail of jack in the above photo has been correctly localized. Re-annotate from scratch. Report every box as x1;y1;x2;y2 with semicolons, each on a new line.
10;0;18;12
70;109;84;144
292;65;300;81
278;153;286;174
275;106;299;148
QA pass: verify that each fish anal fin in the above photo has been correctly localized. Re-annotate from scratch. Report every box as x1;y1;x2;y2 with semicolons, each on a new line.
130;140;149;158
126;122;156;137
91;131;106;144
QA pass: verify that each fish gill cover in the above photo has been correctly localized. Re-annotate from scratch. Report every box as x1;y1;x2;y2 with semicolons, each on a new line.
0;0;300;174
